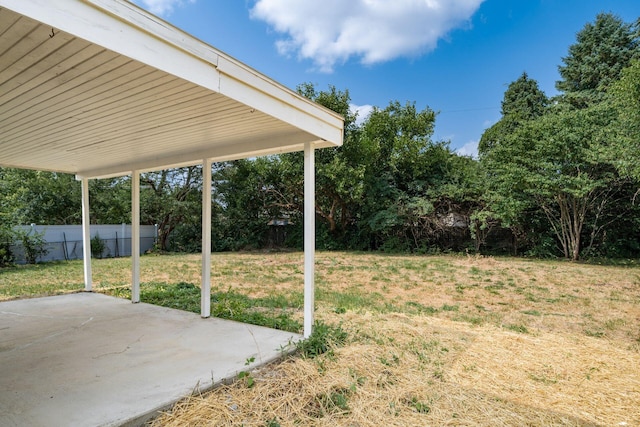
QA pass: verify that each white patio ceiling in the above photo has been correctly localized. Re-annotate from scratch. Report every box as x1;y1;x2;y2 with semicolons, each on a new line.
0;0;343;179
0;0;341;337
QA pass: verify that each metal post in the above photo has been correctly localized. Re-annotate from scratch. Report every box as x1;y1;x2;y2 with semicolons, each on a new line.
201;159;212;318
304;142;315;338
81;177;92;291
131;170;140;303
121;223;126;256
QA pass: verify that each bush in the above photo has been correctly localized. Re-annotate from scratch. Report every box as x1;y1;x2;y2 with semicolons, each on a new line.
91;233;106;258
0;226;14;267
15;228;48;264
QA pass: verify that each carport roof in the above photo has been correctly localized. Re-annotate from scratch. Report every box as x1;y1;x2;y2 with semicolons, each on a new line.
0;0;343;179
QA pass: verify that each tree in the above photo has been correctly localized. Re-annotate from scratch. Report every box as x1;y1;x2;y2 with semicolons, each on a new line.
0;169;81;225
479;72;548;155
0;223;14;267
254;84;369;249
478;74;549;253
356;100;483;252
140;166;203;251
88;178;130;224
483;104;623;260
212;158;278;250
501;72;549;120
608;59;640;181
0;169;132;226
296;84;366;239
556;13;639;108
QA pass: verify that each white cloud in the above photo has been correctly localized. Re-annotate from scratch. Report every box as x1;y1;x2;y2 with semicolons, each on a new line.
456;139;479;159
250;0;485;72
135;0;195;16
349;103;374;125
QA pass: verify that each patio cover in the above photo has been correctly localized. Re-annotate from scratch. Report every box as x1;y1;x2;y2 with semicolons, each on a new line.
0;0;344;337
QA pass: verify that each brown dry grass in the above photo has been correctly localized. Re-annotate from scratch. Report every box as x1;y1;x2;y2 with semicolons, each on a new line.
143;252;640;426
153;310;639;426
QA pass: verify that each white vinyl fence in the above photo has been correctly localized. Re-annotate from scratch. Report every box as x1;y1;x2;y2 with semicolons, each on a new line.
11;224;157;263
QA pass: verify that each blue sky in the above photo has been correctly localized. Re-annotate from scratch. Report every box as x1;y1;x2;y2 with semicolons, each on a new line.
132;0;639;158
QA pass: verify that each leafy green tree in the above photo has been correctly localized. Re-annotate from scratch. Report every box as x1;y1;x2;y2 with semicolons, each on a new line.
556;13;639;108
212;159;276;250
358;101;438;250
484;103;623;260
357;101;481;251
0;169;131;226
140;166;202;251
0;224;14;267
296;84;366;239
607;59;640;181
246;84;369;249
478;74;549;253
501;72;549;120
480;14;640;258
88;178;130;224
0;169;81;225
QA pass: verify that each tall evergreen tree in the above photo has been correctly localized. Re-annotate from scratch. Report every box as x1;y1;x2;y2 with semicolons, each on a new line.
479;72;548;156
501;72;549;119
556;13;639;107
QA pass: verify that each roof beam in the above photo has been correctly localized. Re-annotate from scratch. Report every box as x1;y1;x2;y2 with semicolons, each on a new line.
76;134;331;179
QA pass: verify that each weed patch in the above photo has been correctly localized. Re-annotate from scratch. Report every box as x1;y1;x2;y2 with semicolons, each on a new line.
295;321;348;358
504;323;529;334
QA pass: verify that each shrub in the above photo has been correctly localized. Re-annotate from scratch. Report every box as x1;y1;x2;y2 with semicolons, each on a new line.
0;225;14;267
14;228;49;264
91;233;106;258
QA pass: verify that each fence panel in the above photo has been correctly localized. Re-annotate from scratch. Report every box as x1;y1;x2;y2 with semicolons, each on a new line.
10;224;157;263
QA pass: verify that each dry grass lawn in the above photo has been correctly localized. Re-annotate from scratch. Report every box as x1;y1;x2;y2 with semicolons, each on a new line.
1;251;639;425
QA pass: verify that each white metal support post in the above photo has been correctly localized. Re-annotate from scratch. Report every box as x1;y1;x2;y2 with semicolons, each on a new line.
201;159;212;318
81;177;92;291
304;142;315;338
131;170;140;303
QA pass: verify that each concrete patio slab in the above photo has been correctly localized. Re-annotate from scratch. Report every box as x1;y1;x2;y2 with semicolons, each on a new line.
0;293;300;427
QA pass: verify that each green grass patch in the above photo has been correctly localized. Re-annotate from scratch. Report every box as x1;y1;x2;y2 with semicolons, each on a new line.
296;321;348;359
485;283;505;295
316;287;388;312
108;281;302;333
0;260;85;299
454;314;484;326
504;323;529;334
522;309;542;316
584;329;605;338
404;301;439;315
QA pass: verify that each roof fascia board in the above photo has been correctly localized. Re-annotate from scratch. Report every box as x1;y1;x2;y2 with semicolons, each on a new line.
88;0;345;147
0;0;222;92
217;56;344;146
